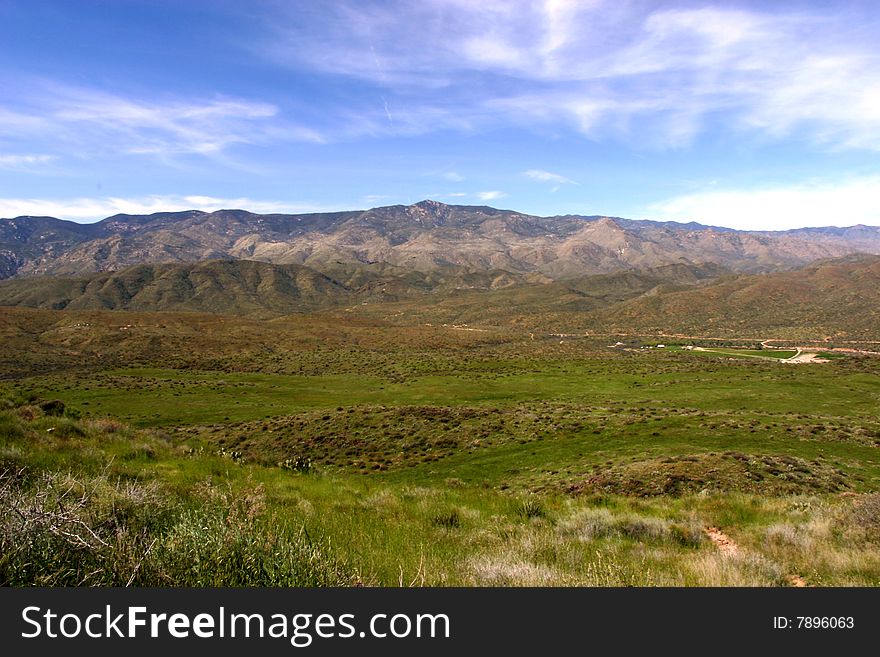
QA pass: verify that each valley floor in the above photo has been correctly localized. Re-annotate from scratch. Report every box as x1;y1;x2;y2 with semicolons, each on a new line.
1;308;878;586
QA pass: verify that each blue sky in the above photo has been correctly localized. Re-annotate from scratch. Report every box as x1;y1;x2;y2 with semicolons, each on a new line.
1;0;880;229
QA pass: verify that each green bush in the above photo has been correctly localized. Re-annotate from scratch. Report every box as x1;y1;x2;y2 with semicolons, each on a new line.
431;509;462;529
0;468;356;587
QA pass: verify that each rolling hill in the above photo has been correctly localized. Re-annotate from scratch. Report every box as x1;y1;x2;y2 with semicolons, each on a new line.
0;259;724;319
3;255;880;342
583;254;880;339
346;262;728;327
0;260;352;316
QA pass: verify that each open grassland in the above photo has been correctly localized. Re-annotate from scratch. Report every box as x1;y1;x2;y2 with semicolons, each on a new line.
1;401;878;586
1;307;879;586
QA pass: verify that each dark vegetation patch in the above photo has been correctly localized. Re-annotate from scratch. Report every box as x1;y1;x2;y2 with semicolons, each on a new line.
567;453;854;497
189;403;591;473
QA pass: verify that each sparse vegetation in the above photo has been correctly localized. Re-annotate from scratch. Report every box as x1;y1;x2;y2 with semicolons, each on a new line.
0;405;356;586
1;306;879;586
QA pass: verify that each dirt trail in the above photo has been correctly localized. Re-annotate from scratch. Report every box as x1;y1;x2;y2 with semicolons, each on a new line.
704;526;809;587
691;345;829;364
704;526;739;556
783;349;829;364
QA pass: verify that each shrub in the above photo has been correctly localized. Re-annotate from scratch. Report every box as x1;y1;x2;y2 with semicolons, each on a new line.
847;493;880;540
38;400;66;417
0;412;27;441
615;517;668;542
517;497;547;520
431;509;462;529
669;522;706;548
0;468;356;586
0;468;158;586
280;455;312;473
35;416;86;440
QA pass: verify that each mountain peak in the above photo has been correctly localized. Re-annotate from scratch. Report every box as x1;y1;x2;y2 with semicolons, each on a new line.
410;199;448;210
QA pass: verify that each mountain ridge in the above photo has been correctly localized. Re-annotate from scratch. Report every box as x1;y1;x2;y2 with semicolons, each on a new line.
3;200;880;281
0;258;724;318
1;251;879;341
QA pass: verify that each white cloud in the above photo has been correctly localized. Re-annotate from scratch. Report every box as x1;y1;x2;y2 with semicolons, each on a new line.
524;169;577;185
477;190;506;201
0;195;342;222
258;1;880;150
644;176;880;231
0;81;324;160
442;171;465;182
0;154;55;169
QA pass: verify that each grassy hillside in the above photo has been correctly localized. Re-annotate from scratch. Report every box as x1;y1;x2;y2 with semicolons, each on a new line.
584;255;880;340
0;397;357;586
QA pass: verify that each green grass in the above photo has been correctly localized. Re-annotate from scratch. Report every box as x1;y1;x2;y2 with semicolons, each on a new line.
716;348;798;359
16;354;880;427
12;350;880;499
2;402;878;586
677;347;799;360
818;351;848;360
2;308;879;586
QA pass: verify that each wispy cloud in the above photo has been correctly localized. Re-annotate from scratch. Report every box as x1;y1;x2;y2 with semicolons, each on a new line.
477;190;506;201
0;195;342;222
257;1;880;150
0;80;324;162
442;171;465;182
524;169;575;185
0;154;55;169
524;169;578;191
644;176;880;230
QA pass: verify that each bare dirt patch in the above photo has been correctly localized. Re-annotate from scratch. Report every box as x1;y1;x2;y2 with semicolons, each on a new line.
704;526;738;556
788;574;807;587
783;349;830;364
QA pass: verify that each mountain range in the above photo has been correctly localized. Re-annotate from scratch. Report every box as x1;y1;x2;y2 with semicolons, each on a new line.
2;200;880;338
4;199;880;280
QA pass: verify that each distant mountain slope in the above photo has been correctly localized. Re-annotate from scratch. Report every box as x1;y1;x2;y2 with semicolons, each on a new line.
3;200;880;280
0;259;725;320
0;259;549;315
586;254;880;339
344;262;728;327
0;215;103;279
0;260;353;316
3;254;877;340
